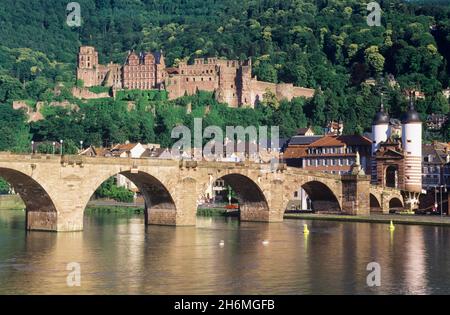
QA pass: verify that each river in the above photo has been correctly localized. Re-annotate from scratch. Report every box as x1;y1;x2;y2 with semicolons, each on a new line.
0;209;449;294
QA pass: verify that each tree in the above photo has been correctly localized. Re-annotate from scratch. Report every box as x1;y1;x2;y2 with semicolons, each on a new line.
310;89;326;127
0;104;30;152
0;178;10;194
365;46;385;76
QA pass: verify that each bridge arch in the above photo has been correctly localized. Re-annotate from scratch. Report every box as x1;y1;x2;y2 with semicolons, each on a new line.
370;193;382;213
82;169;178;226
0;167;57;230
389;197;404;211
298;180;342;213
201;172;270;221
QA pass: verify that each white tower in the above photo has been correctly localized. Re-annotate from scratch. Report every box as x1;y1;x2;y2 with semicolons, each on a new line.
371;96;390;183
401;93;422;194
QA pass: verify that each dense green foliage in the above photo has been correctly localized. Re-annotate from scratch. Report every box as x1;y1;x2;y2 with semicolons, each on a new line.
0;0;450;152
94;177;135;203
0;178;10;195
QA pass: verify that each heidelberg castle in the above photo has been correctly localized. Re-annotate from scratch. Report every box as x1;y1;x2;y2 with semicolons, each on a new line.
77;46;314;108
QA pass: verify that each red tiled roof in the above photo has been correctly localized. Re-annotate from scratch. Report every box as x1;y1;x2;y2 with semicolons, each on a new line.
283;146;307;159
309;135;371;147
112;143;138;151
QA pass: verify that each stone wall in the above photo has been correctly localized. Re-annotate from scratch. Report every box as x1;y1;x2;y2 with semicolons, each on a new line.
72;87;110;99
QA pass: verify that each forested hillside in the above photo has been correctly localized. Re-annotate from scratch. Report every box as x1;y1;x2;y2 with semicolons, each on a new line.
0;0;449;152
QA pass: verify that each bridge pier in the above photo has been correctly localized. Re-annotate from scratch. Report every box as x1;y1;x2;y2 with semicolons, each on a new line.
26;207;84;232
240;179;285;223
26;210;58;231
341;174;370;215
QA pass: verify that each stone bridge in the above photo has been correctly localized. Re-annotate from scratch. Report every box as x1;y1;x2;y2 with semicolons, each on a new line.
0;153;404;232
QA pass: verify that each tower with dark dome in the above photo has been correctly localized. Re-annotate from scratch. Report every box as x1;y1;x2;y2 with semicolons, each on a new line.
401;92;422;194
371;96;390;183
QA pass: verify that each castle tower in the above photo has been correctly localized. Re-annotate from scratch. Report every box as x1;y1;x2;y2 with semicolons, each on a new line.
77;46;100;87
78;46;98;70
237;59;252;107
401;92;422;193
217;60;239;107
371;96;390;183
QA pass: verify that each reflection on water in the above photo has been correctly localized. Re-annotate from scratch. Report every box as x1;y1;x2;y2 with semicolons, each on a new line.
0;210;450;294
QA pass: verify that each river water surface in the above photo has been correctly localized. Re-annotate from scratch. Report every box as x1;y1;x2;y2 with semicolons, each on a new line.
0;209;450;294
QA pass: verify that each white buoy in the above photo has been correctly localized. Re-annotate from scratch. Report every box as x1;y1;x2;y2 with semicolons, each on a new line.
262;240;269;246
219;240;225;247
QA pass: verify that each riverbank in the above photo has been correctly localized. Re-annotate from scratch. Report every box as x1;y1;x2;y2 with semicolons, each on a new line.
85;206;144;215
86;204;232;217
0;195;24;210
284;213;450;227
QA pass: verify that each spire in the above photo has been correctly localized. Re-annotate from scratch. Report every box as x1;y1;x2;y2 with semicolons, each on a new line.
409;90;415;111
401;90;421;124
373;92;389;125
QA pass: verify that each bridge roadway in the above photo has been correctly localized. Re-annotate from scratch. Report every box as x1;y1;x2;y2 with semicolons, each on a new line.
0;153;404;231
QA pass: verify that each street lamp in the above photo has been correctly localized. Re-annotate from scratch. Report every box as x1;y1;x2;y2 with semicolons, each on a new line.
52;142;56;155
80;140;84;152
60;140;63;156
434;185;438;214
441;185;447;218
31;141;34;154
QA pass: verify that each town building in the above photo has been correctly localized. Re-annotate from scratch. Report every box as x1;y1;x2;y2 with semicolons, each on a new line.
296;127;315;136
422;142;450;189
426;113;448;131
283;127;372;174
417;142;450;213
76;46;315;108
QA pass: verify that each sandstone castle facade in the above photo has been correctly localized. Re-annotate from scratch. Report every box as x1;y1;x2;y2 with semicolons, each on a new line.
77;46;314;107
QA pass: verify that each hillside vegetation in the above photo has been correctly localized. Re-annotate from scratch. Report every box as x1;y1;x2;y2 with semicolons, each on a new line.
0;0;449;152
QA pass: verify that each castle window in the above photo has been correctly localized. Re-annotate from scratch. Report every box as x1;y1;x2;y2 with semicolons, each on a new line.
231;85;233;88
186;78;189;82
209;78;212;81
201;78;204;81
